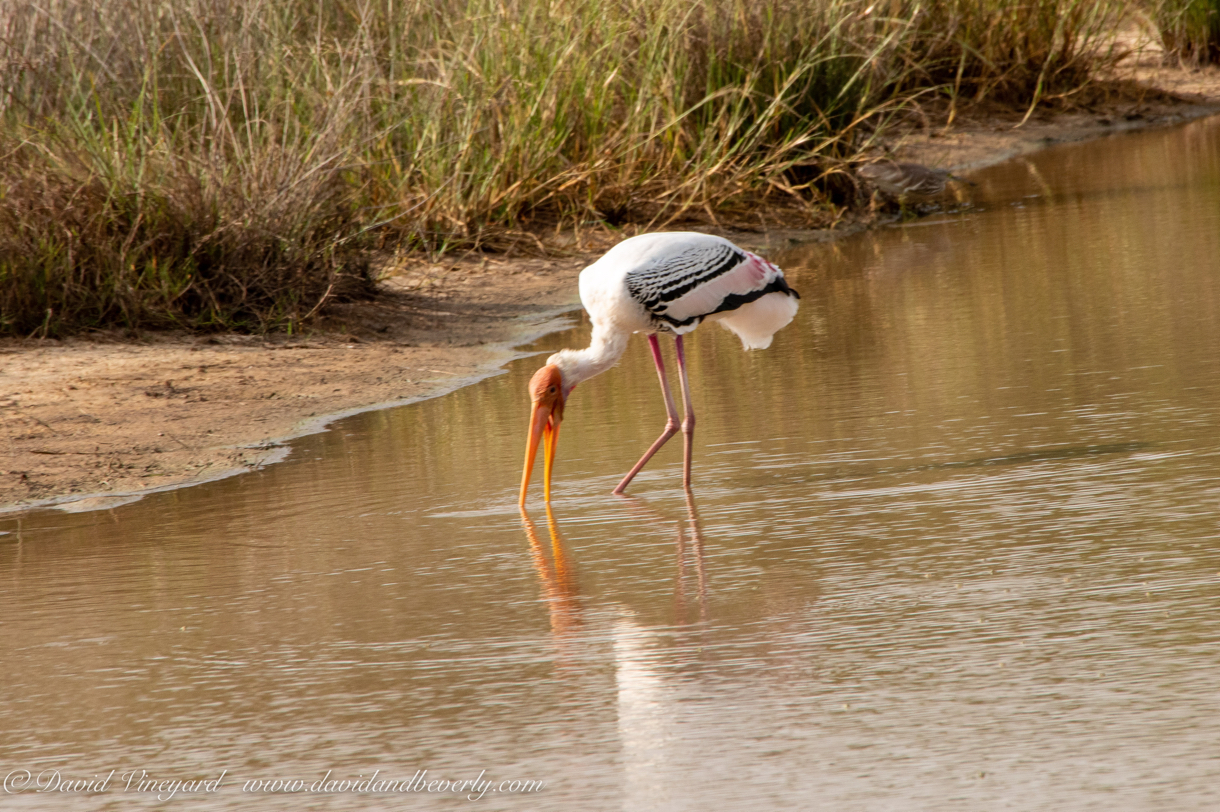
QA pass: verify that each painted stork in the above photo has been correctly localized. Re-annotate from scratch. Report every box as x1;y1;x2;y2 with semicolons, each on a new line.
519;231;800;504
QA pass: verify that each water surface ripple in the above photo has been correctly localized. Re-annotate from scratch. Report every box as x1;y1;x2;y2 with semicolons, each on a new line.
4;117;1220;810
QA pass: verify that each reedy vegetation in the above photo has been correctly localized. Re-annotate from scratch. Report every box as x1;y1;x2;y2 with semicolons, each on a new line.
1;0;1129;335
1156;0;1220;63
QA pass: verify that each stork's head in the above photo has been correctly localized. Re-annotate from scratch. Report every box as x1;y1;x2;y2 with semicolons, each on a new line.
519;364;567;505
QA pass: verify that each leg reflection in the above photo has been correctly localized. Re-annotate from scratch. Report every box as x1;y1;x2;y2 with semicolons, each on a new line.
683;491;709;624
616;492;709;624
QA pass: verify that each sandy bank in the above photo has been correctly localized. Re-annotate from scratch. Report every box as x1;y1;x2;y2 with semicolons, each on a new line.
4;53;1219;514
1;256;588;512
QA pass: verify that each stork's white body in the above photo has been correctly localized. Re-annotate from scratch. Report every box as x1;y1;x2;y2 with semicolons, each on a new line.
579;231;798;347
548;232;800;393
520;231;800;502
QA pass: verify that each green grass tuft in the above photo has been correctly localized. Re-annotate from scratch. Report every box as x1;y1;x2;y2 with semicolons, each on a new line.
1156;0;1220;63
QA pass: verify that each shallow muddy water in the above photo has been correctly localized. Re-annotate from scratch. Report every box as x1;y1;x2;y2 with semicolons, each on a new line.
4;117;1220;810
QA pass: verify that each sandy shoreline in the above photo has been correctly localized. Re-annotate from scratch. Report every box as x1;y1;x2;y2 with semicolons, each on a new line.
5;55;1220;514
1;256;589;513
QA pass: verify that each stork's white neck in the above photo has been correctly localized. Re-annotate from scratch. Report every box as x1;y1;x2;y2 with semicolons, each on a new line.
547;323;629;394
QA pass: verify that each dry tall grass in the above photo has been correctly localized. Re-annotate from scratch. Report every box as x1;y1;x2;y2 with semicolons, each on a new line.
1;0;1127;335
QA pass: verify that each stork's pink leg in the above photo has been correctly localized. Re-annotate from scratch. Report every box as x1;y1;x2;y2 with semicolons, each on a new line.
613;334;680;495
674;334;695;490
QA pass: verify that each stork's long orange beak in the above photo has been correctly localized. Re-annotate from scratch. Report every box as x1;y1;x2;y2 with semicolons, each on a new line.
520;364;566;506
520;400;561;505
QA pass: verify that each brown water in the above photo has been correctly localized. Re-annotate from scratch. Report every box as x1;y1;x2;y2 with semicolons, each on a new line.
4;117;1220;810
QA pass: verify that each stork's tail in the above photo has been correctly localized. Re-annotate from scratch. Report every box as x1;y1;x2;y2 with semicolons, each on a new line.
709;281;800;350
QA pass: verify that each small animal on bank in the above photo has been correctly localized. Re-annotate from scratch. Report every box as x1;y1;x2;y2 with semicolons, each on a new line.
858;159;974;204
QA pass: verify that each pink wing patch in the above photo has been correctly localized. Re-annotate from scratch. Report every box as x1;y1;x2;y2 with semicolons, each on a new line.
662;253;776;329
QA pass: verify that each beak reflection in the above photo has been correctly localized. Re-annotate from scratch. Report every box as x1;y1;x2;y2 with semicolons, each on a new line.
520;504;581;637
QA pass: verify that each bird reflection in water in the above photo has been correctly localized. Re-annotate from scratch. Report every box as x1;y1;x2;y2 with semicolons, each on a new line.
519;505;583;640
617;492;709;625
520;494;711;634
